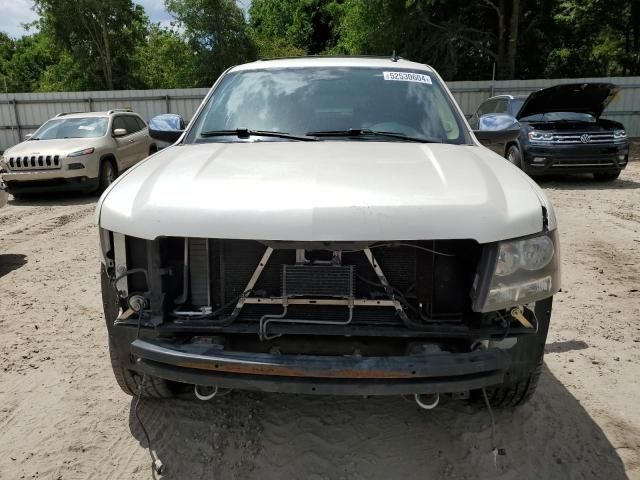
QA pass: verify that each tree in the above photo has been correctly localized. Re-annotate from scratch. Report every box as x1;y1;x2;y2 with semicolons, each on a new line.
547;0;640;77
166;0;256;86
134;25;199;88
34;0;148;90
0;31;84;93
249;0;337;55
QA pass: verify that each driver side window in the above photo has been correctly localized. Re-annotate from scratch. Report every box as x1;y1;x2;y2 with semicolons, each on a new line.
112;117;128;135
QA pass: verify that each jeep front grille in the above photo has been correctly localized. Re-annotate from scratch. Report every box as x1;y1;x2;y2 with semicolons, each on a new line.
7;154;62;170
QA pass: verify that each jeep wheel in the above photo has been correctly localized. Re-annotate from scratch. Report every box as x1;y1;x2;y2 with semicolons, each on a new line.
98;160;117;194
472;298;552;408
506;145;523;169
108;337;175;398
593;170;621;182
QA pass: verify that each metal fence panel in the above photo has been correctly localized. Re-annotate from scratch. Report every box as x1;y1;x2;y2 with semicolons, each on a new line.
1;77;638;150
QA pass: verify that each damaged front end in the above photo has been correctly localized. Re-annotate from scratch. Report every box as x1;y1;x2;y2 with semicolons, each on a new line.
100;231;559;397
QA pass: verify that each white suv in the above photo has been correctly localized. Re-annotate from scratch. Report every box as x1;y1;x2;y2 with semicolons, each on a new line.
98;57;560;409
1;110;156;196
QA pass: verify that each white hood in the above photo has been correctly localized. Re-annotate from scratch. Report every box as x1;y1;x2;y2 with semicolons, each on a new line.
97;142;550;243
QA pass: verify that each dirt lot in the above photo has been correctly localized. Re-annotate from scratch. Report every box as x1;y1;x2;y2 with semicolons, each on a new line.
1;156;639;480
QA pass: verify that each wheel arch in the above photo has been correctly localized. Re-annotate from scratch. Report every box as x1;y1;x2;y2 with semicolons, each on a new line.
99;153;118;174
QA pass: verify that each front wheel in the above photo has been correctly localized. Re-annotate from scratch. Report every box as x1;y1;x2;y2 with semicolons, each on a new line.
473;298;552;408
593;170;621;182
108;338;175;398
506;145;523;169
97;160;117;194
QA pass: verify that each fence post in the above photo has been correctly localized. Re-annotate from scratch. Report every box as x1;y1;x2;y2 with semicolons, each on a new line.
87;97;93;112
165;94;170;113
10;99;21;144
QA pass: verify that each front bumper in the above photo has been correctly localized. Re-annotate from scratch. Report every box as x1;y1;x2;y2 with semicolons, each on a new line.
523;142;629;174
2;156;100;193
128;336;510;396
3;174;99;193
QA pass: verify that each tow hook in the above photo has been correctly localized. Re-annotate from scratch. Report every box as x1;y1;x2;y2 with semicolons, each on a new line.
414;393;439;410
194;384;218;401
510;307;533;328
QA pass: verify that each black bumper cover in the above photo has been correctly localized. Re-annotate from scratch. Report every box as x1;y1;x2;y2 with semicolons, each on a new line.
5;176;99;194
131;338;511;396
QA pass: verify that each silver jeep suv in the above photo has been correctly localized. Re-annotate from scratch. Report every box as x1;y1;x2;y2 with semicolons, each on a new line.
1;110;156;195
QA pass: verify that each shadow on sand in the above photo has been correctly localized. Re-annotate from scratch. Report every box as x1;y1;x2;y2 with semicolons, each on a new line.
0;253;27;278
128;366;628;479
7;191;98;207
537;173;640;191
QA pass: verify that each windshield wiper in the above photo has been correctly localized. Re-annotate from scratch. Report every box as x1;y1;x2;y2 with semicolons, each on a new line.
306;128;442;143
199;128;319;141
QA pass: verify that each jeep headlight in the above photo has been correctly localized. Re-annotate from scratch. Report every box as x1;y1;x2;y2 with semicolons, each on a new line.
473;230;561;312
67;147;95;157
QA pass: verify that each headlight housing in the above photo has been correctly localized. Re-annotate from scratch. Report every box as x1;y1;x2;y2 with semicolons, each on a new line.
67;147;95;157
528;131;554;143
613;129;627;142
473;230;561;312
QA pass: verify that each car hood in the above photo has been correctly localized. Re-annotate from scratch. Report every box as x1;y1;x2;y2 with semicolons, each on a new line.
516;83;620;120
97;142;550;243
4;138;100;157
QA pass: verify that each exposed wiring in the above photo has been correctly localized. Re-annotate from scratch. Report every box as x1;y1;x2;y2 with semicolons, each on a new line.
344;242;456;257
134;375;165;475
481;387;505;465
112;268;150;298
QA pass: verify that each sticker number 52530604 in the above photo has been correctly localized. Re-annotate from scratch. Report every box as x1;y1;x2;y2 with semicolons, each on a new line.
383;71;432;84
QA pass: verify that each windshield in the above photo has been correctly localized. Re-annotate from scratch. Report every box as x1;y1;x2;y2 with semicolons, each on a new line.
32;117;108;140
187;67;468;144
519;111;596;123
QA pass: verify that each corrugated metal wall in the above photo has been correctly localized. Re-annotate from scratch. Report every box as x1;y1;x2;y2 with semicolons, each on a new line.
0;88;209;150
1;77;638;150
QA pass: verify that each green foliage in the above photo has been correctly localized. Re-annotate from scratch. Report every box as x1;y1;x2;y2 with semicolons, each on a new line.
133;25;199;88
34;0;149;90
546;0;640;77
166;0;256;85
249;0;337;55
0;0;637;93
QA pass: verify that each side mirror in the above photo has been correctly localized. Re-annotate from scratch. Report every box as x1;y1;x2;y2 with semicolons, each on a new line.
473;114;520;146
113;128;128;138
24;133;33;140
148;114;185;143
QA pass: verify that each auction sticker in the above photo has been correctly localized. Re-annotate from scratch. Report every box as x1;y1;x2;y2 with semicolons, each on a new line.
383;71;432;84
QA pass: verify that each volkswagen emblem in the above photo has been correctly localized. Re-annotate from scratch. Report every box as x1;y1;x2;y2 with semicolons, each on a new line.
580;134;591;143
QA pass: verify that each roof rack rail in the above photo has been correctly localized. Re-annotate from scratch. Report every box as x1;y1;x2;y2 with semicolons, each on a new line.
55;111;85;117
259;54;409;62
107;108;132;115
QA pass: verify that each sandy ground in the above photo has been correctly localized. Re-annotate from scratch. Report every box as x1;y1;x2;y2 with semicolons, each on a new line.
1;156;639;480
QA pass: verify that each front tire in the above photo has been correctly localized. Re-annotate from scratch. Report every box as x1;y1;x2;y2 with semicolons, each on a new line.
506;145;523;169
108;338;175;398
101;264;175;398
593;170;621;182
97;159;117;194
473;298;552;408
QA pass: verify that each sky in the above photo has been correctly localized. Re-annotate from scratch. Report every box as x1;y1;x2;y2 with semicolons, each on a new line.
0;0;250;38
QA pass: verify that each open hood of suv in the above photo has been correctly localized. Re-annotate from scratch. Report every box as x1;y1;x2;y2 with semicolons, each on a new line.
516;83;620;120
97;142;548;243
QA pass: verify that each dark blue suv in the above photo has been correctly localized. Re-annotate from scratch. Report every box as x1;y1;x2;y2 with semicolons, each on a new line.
470;83;630;181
